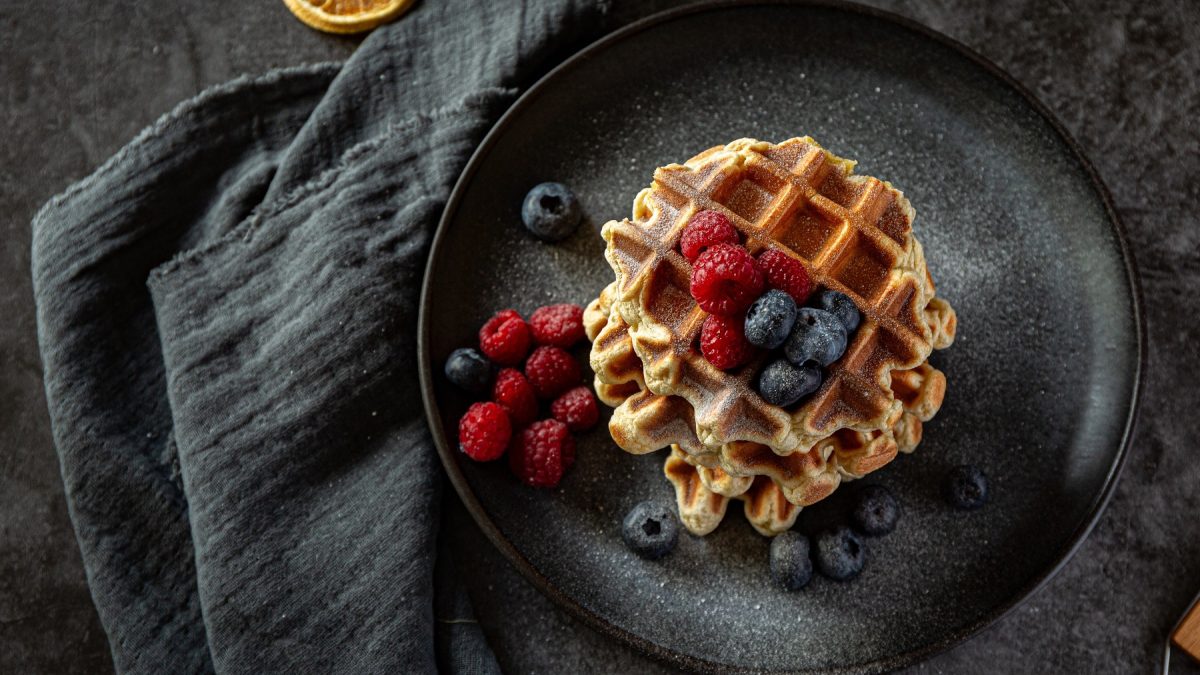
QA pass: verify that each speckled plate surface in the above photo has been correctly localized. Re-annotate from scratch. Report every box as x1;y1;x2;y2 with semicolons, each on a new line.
417;2;1142;672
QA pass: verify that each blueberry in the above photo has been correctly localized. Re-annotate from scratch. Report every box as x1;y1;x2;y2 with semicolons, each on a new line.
744;289;797;349
784;308;848;367
622;501;679;560
944;464;988;510
756;358;822;407
852;485;900;536
444;347;493;394
521;182;582;242
817;290;861;333
769;531;813;591
814;526;866;581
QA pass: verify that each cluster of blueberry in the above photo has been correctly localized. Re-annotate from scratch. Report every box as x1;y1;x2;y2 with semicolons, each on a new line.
769;485;898;589
621;466;990;586
618;484;901;579
746;287;861;407
769;467;990;589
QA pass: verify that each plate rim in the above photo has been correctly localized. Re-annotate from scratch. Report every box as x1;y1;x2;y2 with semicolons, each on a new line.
416;1;1146;672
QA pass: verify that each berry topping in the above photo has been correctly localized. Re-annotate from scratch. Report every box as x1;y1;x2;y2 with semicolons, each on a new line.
700;313;756;371
522;182;582;242
852;485;901;536
492;368;538;427
784;308;848;367
815;526;866;581
690;243;765;316
524;345;581;399
756;249;812;304
744;289;797;350
529;303;586;348
508;419;576;488
680;210;740;261
944;465;989;510
621;500;679;560
478;309;532;365
817;289;862;333
443;347;493;395
550;386;599;432
769;531;813;591
756;358;822;407
457;402;511;462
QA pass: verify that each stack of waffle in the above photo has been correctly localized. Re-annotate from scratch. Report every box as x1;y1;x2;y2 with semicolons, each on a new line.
585;138;957;537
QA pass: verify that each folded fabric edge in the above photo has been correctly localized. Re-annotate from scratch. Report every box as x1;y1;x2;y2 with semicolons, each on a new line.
145;85;517;285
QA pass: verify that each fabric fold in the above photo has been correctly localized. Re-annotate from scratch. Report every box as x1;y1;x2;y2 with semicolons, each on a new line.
148;98;499;673
32;1;606;672
32;62;340;675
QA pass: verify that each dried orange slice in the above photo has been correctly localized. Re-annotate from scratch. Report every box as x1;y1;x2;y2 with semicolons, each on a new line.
283;0;416;35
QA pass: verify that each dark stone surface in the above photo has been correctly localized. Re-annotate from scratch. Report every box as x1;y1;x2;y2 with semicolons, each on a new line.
0;0;1196;673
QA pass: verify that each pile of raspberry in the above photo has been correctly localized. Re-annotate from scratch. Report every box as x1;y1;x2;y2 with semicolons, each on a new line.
445;304;598;488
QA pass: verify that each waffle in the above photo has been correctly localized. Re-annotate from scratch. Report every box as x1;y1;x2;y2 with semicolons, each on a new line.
602;137;956;454
587;285;950;533
664;448;800;536
586;138;957;535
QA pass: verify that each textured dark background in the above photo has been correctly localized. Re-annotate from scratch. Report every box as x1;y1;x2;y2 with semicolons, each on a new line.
1;1;1197;673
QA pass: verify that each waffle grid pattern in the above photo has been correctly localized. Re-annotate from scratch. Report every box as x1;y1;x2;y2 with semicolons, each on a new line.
604;138;936;452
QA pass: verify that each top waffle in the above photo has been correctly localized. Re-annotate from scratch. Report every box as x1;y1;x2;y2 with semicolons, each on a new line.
601;137;955;454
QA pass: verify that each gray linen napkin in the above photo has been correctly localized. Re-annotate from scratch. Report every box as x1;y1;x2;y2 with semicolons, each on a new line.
31;1;604;672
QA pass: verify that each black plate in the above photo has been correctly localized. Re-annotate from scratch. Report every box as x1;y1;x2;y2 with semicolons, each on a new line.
418;2;1143;672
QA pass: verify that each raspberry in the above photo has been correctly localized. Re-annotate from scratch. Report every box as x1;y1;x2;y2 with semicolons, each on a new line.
529;303;585;348
756;249;812;304
509;419;576;488
457;402;511;461
524;346;581;399
492;368;538;427
550;386;599;431
680;210;740;261
478;309;532;365
689;243;764;316
700;313;755;370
